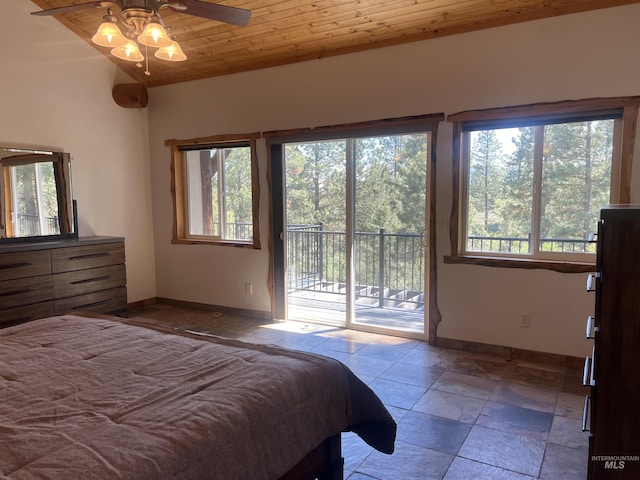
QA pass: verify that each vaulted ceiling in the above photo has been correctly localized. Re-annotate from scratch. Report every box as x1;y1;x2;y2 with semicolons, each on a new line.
31;0;640;88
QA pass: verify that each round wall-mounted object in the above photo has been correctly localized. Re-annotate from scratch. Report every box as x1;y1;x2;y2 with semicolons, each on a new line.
112;83;149;108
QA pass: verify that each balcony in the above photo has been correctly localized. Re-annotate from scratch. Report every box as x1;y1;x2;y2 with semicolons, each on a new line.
288;223;424;306
286;224;425;332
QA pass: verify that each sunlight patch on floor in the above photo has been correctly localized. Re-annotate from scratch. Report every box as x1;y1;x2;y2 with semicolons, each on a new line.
258;320;338;335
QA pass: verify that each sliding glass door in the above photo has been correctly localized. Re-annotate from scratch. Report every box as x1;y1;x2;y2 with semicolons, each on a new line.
351;134;428;333
281;134;429;335
270;116;440;339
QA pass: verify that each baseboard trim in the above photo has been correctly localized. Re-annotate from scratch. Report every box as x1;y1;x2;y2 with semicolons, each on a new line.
128;297;272;321
435;336;583;370
127;298;156;311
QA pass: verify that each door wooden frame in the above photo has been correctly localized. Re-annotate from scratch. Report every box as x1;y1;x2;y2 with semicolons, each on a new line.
266;113;443;343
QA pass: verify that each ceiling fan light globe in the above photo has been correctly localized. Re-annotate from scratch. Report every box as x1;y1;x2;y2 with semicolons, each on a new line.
111;40;144;62
138;21;172;48
92;21;127;48
155;41;187;62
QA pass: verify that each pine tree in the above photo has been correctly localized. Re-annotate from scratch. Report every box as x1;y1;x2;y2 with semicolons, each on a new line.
468;129;507;238
542;119;613;247
500;126;535;246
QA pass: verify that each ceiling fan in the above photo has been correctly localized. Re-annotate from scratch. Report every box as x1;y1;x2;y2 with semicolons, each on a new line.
31;1;251;71
31;0;252;27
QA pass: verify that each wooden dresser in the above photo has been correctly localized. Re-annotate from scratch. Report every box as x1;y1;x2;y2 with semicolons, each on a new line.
585;207;640;479
0;237;127;327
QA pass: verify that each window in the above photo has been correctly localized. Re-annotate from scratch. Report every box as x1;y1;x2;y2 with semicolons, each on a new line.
447;97;639;270
168;133;260;248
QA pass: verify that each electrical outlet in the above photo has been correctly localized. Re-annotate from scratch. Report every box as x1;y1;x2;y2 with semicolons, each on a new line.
245;282;253;295
520;313;531;328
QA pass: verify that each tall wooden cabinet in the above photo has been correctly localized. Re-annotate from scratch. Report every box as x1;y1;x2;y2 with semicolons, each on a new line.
585;207;640;479
0;237;127;327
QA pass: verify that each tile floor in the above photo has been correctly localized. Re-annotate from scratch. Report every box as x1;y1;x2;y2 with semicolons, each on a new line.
129;304;589;480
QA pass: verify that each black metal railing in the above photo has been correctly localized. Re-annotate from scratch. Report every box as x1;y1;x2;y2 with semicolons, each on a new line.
288;227;594;310
287;224;425;308
210;221;253;240
287;223;342;291
467;234;594;254
15;213;59;237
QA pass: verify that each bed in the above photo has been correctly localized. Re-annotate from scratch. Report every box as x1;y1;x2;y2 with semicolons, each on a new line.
0;312;396;480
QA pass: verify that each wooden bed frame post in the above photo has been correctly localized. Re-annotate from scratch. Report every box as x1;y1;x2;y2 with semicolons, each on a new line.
279;433;343;480
319;434;343;480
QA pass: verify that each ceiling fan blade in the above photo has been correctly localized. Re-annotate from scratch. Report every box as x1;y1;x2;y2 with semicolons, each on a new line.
168;0;251;27
31;1;116;16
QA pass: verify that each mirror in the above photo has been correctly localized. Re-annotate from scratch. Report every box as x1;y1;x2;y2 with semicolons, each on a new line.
0;147;76;242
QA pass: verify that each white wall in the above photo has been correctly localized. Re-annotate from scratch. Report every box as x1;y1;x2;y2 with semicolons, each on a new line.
1;1;157;303
148;4;640;358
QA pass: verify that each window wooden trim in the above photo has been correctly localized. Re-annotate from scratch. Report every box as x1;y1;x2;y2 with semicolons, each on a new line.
166;132;261;249
446;97;640;270
263;113;444;143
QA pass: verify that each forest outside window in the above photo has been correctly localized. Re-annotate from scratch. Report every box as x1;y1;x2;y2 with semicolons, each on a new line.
168;134;260;248
2;158;60;237
448;98;639;269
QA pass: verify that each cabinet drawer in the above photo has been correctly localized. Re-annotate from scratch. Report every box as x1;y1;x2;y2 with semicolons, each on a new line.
54;286;127;315
0;275;53;309
0;250;51;282
53;264;126;299
0;302;55;326
52;243;125;273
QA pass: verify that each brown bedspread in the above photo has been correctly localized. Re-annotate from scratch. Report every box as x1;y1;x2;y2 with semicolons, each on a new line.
0;313;395;479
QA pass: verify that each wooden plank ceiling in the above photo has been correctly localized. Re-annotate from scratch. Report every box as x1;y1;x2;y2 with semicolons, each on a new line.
31;0;640;88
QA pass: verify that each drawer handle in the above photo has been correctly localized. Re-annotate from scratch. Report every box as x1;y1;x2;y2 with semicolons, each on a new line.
69;252;111;261
586;316;598;339
8;316;32;323
582;395;590;432
0;288;32;297
0;262;32;270
586;273;600;292
583;356;591;387
72;299;113;310
590;347;596;386
582;354;596;387
70;275;111;285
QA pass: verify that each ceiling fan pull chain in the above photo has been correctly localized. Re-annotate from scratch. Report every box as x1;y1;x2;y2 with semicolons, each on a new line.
144;45;151;76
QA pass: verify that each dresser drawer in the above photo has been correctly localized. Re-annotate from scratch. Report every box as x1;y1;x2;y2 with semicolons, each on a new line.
54;286;127;315
53;264;126;299
0;302;55;326
0;250;52;282
0;275;53;309
51;243;125;273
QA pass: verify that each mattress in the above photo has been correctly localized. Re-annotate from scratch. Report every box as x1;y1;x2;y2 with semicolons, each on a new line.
0;313;395;479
